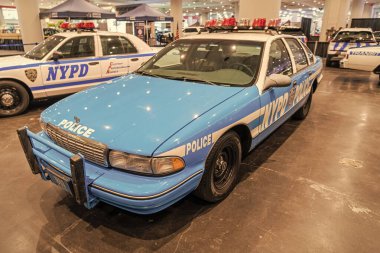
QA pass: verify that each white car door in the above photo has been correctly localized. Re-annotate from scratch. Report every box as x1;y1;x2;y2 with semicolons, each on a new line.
99;35;147;78
41;35;101;97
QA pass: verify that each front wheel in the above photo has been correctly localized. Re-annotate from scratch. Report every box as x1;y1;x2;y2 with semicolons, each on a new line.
0;80;30;117
194;131;242;202
293;91;312;120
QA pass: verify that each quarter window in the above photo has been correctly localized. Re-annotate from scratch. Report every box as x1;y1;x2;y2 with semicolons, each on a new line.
58;36;95;59
267;40;293;76
100;36;138;56
285;38;309;71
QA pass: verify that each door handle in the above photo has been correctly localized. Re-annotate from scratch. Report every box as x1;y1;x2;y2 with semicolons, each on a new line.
308;71;313;76
130;58;139;62
292;81;297;86
88;62;99;65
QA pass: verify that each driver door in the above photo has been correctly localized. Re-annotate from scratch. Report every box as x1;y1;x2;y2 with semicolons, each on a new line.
41;35;101;97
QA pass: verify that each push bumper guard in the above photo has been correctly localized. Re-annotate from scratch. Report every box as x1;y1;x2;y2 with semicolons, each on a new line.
17;127;98;209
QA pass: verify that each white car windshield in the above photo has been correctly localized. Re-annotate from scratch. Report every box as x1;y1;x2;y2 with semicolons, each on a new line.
333;31;375;43
24;35;65;60
137;39;264;87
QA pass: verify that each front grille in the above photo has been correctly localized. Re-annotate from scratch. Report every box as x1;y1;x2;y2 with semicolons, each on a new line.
46;123;109;167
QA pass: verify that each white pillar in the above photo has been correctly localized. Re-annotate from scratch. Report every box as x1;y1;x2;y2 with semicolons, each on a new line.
351;0;365;19
239;0;280;21
15;0;43;52
170;0;183;38
0;9;5;26
200;12;208;26
363;4;373;18
234;1;240;20
320;0;351;41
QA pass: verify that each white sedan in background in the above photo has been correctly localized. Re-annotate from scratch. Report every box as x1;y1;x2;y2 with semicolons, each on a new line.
340;46;380;80
0;31;155;117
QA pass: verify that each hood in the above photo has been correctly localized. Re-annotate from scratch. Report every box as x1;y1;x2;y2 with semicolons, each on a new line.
42;74;245;156
0;55;40;70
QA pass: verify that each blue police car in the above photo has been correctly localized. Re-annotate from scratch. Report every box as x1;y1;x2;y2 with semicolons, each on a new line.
18;30;323;214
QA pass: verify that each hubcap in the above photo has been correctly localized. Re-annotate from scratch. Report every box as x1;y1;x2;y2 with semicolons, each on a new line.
1;93;15;107
213;147;236;190
0;87;20;110
215;155;228;177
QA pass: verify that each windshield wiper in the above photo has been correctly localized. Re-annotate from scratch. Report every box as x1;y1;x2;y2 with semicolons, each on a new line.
135;70;165;79
169;76;218;86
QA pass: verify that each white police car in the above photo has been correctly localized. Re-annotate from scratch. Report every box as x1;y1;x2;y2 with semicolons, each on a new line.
0;31;155;117
326;28;377;67
340;45;380;79
18;28;323;214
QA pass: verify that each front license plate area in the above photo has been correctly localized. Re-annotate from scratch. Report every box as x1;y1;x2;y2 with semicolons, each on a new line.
46;167;73;195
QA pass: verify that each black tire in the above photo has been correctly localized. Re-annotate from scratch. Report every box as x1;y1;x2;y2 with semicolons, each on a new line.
0;80;30;117
194;131;242;202
326;56;333;67
293;91;312;120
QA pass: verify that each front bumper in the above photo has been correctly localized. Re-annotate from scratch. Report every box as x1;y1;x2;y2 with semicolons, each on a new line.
17;127;204;214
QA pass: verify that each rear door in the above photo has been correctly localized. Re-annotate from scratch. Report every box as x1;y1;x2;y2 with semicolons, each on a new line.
284;38;313;110
41;35;101;96
99;35;140;78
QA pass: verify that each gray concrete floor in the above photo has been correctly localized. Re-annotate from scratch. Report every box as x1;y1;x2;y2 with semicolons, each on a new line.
0;67;379;253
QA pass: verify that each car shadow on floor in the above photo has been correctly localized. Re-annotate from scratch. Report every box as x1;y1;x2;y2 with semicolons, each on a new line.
34;119;302;252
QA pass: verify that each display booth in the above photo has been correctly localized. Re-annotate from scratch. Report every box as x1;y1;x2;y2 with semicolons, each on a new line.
116;4;173;46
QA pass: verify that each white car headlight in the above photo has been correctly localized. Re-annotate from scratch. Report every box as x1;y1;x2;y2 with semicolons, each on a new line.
39;117;47;132
109;150;185;175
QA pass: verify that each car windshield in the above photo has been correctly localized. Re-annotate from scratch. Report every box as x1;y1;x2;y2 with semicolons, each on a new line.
24;35;65;60
137;39;264;87
333;31;375;42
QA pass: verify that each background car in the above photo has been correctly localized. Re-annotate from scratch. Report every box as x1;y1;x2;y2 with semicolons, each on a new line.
0;31;155;117
19;30;323;214
341;45;380;80
374;31;380;43
326;28;377;67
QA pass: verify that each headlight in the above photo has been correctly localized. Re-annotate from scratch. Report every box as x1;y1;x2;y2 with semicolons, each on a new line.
39;117;47;132
109;150;185;175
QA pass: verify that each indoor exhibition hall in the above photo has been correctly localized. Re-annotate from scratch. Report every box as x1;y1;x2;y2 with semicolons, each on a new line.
0;0;379;252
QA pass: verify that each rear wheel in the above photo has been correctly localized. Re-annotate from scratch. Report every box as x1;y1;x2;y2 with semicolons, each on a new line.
194;131;242;202
293;91;312;120
0;80;30;117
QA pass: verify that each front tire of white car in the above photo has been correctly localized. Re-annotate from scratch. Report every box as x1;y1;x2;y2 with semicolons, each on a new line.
0;80;30;117
194;131;242;202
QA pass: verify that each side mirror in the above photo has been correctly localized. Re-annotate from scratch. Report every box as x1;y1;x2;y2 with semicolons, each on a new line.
52;51;63;61
264;74;292;90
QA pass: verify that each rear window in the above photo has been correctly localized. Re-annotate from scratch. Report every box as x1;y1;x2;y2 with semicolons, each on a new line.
333;31;375;43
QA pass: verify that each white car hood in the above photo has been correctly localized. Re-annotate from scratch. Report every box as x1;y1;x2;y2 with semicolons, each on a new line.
0;55;40;70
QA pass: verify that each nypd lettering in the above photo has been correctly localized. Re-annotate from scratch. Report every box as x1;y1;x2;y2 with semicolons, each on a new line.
350;51;380;56
260;77;311;131
46;64;89;81
57;119;95;138
185;134;212;155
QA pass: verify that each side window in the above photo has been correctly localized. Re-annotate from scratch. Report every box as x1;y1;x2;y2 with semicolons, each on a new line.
119;37;138;54
100;36;123;55
58;36;95;59
100;36;138;55
285;38;308;71
267;40;293;76
301;42;315;64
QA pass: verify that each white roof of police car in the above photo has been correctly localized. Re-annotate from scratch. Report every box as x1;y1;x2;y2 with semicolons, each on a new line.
338;28;373;32
184;32;292;42
55;31;136;38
